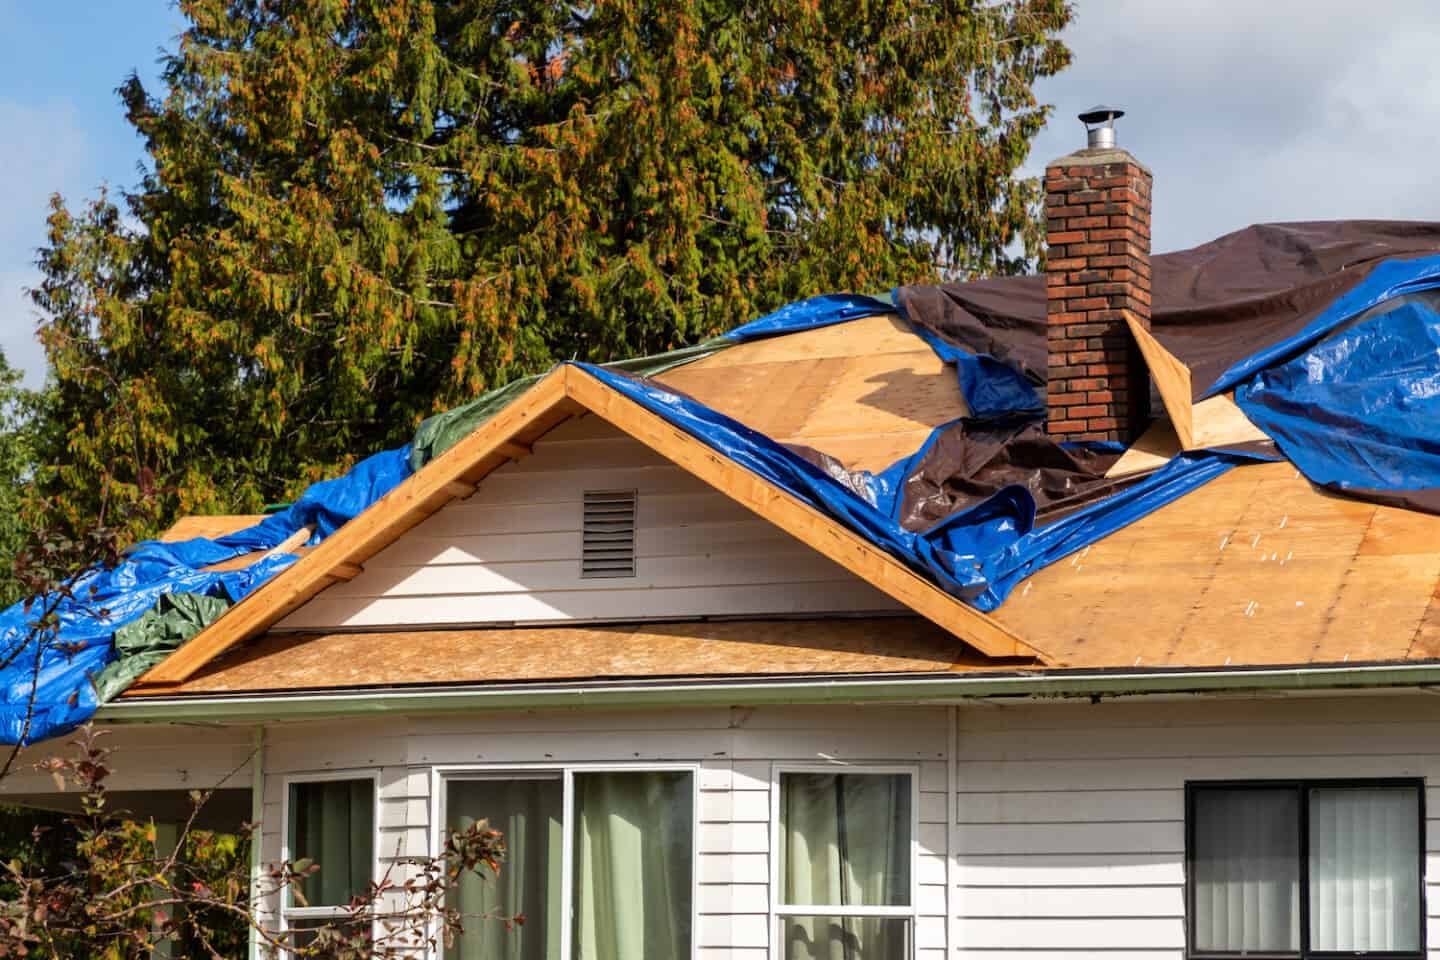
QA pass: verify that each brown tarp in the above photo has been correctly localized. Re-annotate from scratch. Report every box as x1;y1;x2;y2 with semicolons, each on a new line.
898;220;1440;401
884;221;1440;525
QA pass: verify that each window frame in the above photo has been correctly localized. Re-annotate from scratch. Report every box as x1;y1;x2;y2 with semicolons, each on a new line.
430;761;701;960
279;769;382;946
768;763;921;960
1184;777;1426;960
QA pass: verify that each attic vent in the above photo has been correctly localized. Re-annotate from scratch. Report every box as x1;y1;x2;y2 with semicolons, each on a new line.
581;490;637;578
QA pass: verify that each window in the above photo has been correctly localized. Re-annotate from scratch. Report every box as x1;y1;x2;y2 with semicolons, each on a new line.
1187;780;1424;958
283;775;377;948
772;768;916;960
439;767;694;960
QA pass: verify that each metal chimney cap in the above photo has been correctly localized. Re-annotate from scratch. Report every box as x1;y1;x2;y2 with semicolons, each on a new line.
1078;104;1124;149
1078;104;1125;124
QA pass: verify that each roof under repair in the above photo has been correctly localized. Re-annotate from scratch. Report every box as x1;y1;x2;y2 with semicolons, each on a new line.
7;220;1440;741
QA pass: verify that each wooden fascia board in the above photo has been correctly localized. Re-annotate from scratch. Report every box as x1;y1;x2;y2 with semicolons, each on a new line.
560;367;1045;661
132;363;1042;690
133;368;580;688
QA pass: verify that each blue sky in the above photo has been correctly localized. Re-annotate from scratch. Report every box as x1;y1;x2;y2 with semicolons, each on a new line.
2;1;1439;387
0;1;184;385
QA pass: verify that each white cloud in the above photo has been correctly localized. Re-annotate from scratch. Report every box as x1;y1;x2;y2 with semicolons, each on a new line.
1027;0;1440;252
0;98;93;386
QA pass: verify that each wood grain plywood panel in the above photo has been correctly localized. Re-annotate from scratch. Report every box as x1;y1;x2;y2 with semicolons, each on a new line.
682;315;928;367
991;460;1440;669
658;314;965;472
163;617;987;694
1309;554;1440;663
160;515;266;543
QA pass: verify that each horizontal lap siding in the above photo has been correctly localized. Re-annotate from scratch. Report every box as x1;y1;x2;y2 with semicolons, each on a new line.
276;419;900;631
954;695;1440;958
258;704;949;958
0;722;258;795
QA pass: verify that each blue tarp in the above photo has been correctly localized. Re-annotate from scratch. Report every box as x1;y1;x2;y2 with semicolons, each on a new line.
1205;254;1440;397
577;364;1250;612
13;252;1440;745
1237;300;1440;496
0;447;412;744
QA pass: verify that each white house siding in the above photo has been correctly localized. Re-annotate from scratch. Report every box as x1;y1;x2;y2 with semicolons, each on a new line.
0;721;258;796
275;415;902;632
953;692;1440;959
255;705;951;959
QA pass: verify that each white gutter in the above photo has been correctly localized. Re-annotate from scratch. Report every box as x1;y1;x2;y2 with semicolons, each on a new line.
97;660;1440;724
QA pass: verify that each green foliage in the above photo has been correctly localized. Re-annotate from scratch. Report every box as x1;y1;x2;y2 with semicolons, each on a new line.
0;353;39;607
33;0;1071;539
0;726;512;958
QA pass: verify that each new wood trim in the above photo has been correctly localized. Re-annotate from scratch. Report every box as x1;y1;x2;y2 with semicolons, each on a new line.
134;369;581;686
562;367;1043;661
131;364;1041;689
1125;311;1195;448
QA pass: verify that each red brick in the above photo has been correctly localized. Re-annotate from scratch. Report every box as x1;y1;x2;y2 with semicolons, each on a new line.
1068;242;1109;256
1068;404;1107;418
1046;230;1085;245
1087;417;1119;431
1087;390;1114;403
1047;419;1087;435
1068;297;1109;310
1067;215;1109;229
1045;391;1088;406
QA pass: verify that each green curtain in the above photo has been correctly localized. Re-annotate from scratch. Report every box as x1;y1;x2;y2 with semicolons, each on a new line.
779;773;910;960
288;779;374;907
571;771;693;960
446;778;564;960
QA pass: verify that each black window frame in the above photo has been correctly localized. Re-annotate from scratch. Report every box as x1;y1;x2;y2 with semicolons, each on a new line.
1184;778;1426;960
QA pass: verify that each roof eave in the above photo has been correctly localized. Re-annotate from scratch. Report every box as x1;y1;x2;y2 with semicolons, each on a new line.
102;659;1440;724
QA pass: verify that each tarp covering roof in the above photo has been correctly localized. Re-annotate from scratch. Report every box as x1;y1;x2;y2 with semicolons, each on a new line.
6;220;1440;743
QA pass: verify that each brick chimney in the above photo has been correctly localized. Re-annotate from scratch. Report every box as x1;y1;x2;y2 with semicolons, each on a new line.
1044;106;1152;443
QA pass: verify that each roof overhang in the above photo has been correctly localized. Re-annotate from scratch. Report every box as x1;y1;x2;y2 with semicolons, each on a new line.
101;659;1440;725
130;365;1044;692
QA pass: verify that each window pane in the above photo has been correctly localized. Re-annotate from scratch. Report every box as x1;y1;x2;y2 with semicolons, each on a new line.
780;773;911;907
781;915;909;960
571;771;693;960
288;779;374;907
285;916;371;950
1191;787;1299;953
445;777;563;960
1308;785;1421;952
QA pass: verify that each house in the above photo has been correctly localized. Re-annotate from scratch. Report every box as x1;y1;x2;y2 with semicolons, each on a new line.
6;108;1440;960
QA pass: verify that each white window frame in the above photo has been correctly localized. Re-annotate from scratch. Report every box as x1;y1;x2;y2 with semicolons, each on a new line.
768;763;921;960
430;761;701;960
279;770;382;948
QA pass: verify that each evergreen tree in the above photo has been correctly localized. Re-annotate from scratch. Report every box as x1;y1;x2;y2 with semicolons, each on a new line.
33;0;1070;537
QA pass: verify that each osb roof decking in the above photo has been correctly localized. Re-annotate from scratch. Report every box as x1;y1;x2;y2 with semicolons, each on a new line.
991;460;1440;667
162;618;1010;695
133;317;1440;697
659;315;965;472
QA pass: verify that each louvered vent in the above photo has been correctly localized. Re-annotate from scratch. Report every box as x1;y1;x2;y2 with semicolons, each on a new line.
581;490;637;578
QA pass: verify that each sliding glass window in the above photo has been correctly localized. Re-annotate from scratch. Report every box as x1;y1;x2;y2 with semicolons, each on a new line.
1187;780;1423;958
440;768;694;960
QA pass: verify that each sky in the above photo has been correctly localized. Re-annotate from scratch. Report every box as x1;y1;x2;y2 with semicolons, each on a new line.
1;1;1438;387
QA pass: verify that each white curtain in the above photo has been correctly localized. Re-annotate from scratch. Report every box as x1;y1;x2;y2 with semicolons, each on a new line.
780;773;910;960
1192;788;1299;953
445;778;563;960
571;771;693;960
1309;786;1420;952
